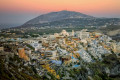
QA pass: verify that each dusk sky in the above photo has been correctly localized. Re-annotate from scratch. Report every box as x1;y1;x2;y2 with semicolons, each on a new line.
0;0;120;25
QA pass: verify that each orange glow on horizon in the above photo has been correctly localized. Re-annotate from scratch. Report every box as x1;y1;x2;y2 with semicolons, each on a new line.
0;0;120;15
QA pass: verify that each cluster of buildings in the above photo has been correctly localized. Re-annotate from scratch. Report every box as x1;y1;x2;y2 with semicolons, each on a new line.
16;29;119;63
0;29;120;79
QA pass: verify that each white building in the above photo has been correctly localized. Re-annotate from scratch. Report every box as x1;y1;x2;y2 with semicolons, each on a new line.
79;29;90;40
26;40;42;51
75;49;92;62
60;30;69;36
54;33;59;37
72;30;75;36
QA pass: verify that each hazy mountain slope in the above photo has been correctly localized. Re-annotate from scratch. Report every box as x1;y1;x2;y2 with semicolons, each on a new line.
24;10;94;25
20;10;120;28
22;18;120;28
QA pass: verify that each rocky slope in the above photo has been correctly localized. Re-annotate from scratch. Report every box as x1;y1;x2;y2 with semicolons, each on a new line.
0;53;41;80
99;25;120;40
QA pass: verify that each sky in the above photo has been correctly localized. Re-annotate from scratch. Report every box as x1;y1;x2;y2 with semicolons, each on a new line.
0;0;120;25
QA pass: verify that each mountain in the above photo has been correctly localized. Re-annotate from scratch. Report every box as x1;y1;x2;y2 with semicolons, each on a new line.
25;10;94;24
21;10;120;28
21;10;95;27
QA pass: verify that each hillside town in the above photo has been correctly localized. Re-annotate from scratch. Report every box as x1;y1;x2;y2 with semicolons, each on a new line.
0;29;120;80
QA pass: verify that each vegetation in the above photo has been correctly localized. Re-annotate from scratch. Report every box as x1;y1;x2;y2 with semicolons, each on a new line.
25;44;35;51
0;55;42;80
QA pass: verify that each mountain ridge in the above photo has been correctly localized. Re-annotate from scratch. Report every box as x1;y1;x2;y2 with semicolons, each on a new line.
20;10;120;28
24;10;94;24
